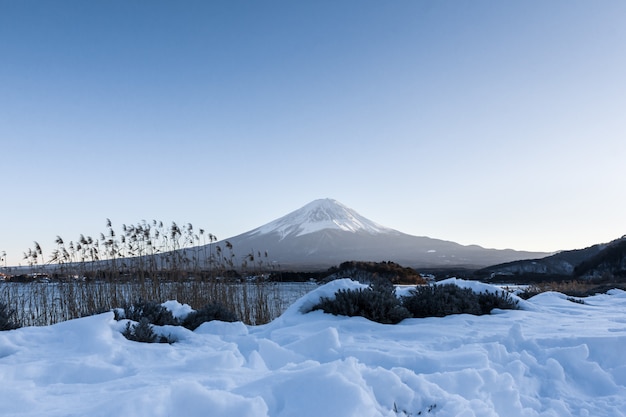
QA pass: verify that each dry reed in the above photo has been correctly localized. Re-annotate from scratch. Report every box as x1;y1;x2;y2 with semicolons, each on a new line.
2;218;309;327
0;279;309;327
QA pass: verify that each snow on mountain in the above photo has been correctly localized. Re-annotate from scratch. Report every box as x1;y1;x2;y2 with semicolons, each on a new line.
182;198;549;270
250;198;393;239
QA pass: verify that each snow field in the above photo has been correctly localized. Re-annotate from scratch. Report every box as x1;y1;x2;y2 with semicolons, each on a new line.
1;279;625;416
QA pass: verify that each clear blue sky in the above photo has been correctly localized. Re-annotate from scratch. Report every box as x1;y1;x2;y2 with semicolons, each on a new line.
1;0;625;267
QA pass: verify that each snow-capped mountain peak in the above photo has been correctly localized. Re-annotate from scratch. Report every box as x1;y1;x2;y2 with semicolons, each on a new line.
204;198;550;269
251;198;393;239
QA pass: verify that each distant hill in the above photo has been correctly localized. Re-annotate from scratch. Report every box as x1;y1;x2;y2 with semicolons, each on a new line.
573;238;626;278
476;236;626;281
267;260;426;285
322;261;426;285
184;198;549;271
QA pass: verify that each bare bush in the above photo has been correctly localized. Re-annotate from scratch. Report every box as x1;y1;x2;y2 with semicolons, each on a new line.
311;282;519;324
182;303;238;330
311;280;410;324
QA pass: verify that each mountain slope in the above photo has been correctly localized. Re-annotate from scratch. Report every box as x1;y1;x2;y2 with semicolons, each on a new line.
193;199;549;270
476;236;626;280
573;238;626;278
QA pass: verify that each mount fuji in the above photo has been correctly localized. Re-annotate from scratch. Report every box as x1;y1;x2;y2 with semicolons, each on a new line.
196;199;549;271
250;199;394;239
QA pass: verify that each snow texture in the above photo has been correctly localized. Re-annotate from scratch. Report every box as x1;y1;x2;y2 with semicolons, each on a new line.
1;279;626;416
250;198;393;239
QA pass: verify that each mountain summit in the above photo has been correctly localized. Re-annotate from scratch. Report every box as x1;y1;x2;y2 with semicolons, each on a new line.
196;199;549;270
251;198;392;239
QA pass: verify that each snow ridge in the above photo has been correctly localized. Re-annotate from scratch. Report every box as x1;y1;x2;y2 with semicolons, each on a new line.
251;198;393;239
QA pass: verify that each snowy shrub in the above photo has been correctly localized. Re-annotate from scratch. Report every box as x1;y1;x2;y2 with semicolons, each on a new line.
122;318;157;343
402;284;481;318
115;300;178;326
311;283;519;323
311;279;410;324
122;318;173;343
477;290;519;313
402;284;518;318
0;303;19;330
182;303;238;331
514;280;626;299
516;288;541;300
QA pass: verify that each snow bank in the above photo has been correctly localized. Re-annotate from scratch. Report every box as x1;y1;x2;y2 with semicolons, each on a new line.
1;280;625;416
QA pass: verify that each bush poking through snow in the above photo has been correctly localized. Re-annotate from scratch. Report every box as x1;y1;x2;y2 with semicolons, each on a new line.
115;300;239;341
0;303;19;330
402;284;518;318
477;290;519;313
115;299;178;326
115;300;178;343
402;284;481;318
122;318;173;343
123;318;157;343
311;282;518;323
311;280;411;324
182;303;238;330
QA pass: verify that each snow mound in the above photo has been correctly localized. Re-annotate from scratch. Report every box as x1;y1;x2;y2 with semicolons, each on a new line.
1;279;626;416
161;300;194;319
436;277;507;293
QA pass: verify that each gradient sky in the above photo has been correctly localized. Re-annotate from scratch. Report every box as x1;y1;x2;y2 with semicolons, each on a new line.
1;0;625;267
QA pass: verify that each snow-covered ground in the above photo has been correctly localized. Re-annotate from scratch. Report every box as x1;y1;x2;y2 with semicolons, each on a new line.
1;279;625;417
